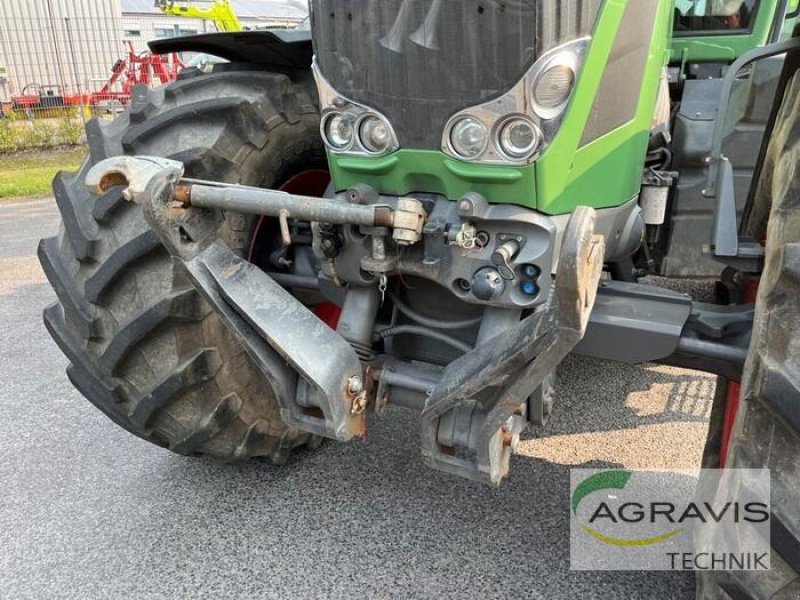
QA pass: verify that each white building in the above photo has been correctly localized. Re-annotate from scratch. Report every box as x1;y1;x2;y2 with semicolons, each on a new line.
0;0;125;102
0;0;308;102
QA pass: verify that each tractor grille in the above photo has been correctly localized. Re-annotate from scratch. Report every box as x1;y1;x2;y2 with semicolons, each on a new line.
312;0;602;149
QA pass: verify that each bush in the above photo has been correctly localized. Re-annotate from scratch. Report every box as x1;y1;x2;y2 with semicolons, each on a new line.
0;122;16;153
56;116;84;146
0;109;86;153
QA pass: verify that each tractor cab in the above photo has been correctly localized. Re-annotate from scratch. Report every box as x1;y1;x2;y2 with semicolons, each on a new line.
663;0;799;278
672;0;799;64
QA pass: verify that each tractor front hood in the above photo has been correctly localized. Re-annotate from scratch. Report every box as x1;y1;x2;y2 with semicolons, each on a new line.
310;0;602;149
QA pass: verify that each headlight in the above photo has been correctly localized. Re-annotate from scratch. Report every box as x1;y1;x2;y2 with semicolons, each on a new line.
498;118;541;159
449;117;488;159
440;38;588;165
358;115;392;154
323;112;354;150
532;63;576;118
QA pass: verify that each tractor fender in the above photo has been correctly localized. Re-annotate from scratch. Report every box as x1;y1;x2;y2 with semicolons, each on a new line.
148;30;312;72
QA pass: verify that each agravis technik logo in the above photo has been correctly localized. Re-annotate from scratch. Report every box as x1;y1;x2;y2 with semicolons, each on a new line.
569;469;771;571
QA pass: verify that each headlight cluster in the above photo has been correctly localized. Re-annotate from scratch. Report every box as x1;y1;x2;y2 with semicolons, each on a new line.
442;37;589;165
314;38;587;165
321;110;399;157
314;63;399;157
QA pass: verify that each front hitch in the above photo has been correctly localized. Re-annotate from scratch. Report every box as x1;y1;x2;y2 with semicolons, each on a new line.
85;157;604;485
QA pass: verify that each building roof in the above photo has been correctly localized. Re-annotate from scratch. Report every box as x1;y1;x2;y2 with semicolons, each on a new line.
121;0;307;19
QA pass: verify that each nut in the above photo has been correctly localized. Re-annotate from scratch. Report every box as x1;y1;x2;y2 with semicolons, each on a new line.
347;375;364;395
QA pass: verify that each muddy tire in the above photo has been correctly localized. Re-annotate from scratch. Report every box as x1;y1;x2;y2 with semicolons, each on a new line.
697;66;800;599
39;67;327;462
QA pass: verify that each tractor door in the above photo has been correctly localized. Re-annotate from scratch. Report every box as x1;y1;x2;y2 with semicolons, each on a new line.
658;0;798;277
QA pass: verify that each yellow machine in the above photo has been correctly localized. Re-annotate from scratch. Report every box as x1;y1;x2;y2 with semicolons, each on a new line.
154;0;243;33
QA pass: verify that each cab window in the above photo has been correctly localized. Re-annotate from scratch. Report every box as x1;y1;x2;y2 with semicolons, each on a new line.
674;0;759;34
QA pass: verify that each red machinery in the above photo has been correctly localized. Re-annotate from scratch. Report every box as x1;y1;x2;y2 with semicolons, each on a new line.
89;41;184;107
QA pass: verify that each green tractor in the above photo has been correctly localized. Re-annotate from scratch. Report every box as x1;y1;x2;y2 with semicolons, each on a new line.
39;0;799;595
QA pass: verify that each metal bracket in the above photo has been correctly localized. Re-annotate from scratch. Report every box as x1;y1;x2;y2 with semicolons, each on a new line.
703;156;765;271
710;156;739;257
420;207;605;485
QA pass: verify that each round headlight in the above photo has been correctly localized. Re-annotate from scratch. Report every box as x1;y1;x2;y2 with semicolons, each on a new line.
323;112;354;150
359;115;392;154
499;118;541;159
533;64;575;113
449;117;488;159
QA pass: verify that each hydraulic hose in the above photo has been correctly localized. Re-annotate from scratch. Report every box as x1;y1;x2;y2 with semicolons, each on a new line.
375;325;473;354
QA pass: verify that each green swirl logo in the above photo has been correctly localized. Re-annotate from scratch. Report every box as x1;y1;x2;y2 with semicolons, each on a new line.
572;470;683;547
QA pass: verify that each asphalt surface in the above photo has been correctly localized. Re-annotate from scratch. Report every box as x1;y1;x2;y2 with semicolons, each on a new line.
0;198;716;599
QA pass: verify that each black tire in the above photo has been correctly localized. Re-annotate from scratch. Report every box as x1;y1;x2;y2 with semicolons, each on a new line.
39;67;327;463
697;67;800;599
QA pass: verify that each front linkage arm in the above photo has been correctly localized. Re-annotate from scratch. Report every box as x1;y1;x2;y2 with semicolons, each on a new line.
85;156;375;442
421;207;605;485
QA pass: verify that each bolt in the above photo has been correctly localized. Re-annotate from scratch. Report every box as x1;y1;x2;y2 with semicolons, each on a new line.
348;375;364;395
459;200;472;214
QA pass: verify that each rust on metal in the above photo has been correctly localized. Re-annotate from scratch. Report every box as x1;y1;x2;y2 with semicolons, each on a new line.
98;172;129;193
174;184;193;206
502;430;514;447
350;391;368;415
374;206;394;228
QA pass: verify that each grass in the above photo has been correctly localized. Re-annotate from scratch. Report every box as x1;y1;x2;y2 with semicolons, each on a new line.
0;147;86;201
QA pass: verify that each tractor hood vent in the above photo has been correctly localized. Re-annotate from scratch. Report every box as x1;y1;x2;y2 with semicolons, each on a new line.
311;0;601;149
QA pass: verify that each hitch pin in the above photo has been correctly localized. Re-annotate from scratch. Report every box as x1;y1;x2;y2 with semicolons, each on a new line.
278;209;292;246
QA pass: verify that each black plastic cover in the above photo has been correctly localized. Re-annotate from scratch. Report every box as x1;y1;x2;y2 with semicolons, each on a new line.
149;30;313;71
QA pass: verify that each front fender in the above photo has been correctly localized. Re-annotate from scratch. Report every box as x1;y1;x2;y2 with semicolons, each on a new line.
148;30;312;71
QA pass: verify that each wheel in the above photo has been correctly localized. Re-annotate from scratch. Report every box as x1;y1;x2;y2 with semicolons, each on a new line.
697;65;800;599
39;67;327;463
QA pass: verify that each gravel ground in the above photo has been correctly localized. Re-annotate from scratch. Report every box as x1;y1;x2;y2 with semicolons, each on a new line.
0;198;715;599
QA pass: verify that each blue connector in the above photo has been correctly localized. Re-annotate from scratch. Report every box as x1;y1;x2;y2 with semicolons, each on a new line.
521;281;538;297
522;264;540;278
